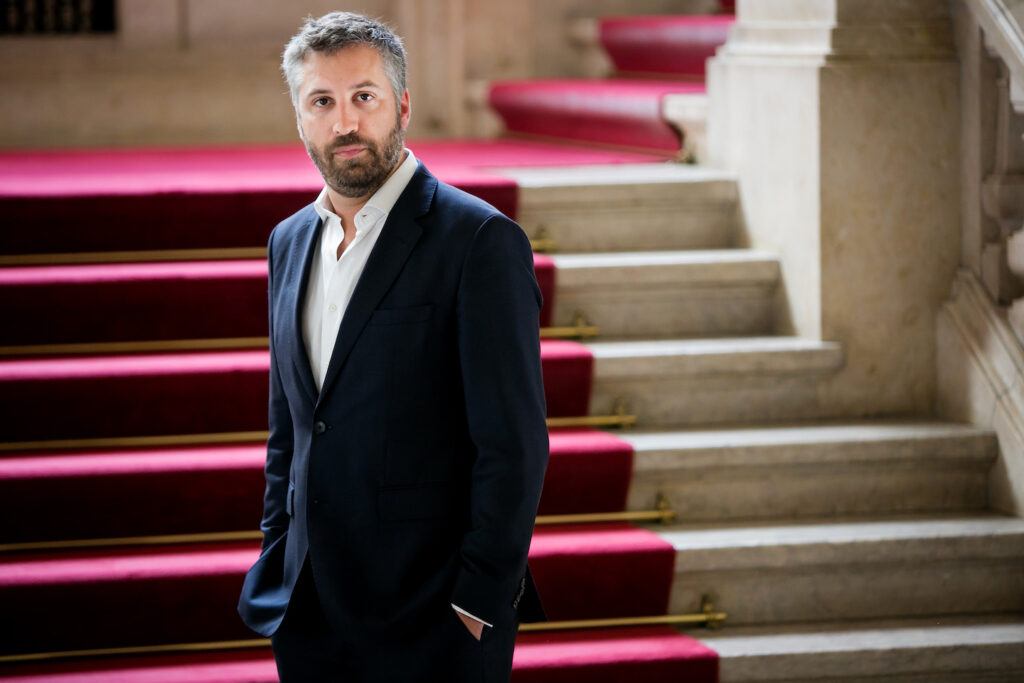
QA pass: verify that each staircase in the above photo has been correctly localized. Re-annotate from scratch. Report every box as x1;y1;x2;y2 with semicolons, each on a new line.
2;5;1024;683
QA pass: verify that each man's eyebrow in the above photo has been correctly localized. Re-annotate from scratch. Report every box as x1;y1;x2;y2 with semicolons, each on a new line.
350;80;383;90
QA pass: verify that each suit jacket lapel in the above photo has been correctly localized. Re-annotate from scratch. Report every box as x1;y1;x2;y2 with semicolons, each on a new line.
316;163;437;404
284;211;321;406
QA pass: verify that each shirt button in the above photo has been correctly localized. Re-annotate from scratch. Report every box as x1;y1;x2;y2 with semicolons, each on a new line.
328;304;337;312
313;421;327;435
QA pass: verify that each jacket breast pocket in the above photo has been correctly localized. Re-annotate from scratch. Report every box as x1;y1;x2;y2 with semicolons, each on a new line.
368;304;434;326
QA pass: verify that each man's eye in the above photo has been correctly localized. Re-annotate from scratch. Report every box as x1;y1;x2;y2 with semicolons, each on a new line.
356;93;374;102
313;97;331;107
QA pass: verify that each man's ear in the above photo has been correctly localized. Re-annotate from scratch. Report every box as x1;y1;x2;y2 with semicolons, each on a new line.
399;89;412;132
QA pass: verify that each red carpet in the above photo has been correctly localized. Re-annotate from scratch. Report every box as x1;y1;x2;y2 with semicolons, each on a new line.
528;524;676;620
489;79;705;153
0;342;593;442
0;628;717;682
0;140;663;256
538;429;634;515
0;526;673;654
599;15;733;78
1;429;632;543
534;253;556;328
0;254;557;345
513;626;719;682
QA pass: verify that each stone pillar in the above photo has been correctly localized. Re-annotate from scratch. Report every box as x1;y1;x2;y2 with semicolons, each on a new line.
708;0;961;416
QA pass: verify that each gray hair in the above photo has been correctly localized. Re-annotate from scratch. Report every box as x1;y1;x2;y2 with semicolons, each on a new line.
282;12;407;107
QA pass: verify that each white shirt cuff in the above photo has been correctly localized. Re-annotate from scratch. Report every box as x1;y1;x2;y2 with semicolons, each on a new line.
451;603;493;628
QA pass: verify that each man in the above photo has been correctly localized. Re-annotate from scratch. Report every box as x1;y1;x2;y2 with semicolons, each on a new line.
236;11;549;682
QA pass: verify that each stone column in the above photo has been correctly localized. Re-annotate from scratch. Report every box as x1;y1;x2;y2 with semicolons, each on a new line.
708;0;961;416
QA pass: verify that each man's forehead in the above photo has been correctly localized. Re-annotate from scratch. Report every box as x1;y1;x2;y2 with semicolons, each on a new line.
300;46;388;92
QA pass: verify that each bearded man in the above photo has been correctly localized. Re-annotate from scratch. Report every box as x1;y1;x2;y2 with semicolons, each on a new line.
236;11;549;683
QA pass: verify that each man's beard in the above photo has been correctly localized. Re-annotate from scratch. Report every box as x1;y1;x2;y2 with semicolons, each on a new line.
305;119;405;199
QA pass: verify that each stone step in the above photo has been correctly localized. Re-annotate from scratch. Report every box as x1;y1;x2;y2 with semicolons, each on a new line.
551;249;779;338
498;164;739;252
622;420;996;521
586;336;844;427
701;615;1024;683
659;515;1024;627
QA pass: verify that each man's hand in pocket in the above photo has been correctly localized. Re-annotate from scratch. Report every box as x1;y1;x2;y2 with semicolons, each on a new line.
454;608;485;641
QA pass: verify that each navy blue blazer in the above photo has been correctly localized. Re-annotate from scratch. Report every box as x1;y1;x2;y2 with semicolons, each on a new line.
237;161;549;645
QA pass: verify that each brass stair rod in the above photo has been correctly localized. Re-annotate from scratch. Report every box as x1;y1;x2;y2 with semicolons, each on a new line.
0;233;557;267
0;601;726;665
0;400;637;452
0;321;596;356
0;499;676;554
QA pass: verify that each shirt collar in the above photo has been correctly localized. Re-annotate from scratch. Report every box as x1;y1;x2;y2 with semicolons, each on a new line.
312;147;418;230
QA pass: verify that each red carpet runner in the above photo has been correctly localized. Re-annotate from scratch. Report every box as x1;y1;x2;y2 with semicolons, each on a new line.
487;6;732;154
0;140;663;255
0;254;557;344
1;627;718;683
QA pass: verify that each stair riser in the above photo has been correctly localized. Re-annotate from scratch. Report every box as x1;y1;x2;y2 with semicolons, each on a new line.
520;204;736;253
671;558;1024;626
630;463;990;521
0;440;631;542
0;256;554;346
721;663;1024;683
0;348;590;442
553;285;774;338
0;193;296;255
0;265;774;348
591;373;838;427
0;274;269;345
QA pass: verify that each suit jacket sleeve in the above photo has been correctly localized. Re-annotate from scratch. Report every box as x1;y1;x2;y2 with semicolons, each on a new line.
258;230;294;553
450;214;549;628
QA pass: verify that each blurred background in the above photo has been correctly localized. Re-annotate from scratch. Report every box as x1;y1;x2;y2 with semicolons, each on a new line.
1;0;721;148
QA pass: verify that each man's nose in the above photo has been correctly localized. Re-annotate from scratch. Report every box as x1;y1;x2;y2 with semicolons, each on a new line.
332;103;358;136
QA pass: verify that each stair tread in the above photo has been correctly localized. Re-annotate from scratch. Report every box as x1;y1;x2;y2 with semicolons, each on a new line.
622;418;996;465
491;78;707;97
702;614;1024;656
0;626;716;682
498;162;735;187
0;337;840;377
658;513;1024;551
0;139;663;198
0;523;666;582
588;336;841;359
701;615;1024;681
553;248;777;268
0;260;267;284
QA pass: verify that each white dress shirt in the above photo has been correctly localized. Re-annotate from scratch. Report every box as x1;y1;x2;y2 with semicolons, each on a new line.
302;147;492;630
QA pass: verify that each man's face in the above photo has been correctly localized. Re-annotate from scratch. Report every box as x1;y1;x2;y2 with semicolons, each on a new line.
295;45;411;199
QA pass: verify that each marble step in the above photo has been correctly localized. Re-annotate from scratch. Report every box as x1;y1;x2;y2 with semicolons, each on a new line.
551;249;779;338
701;615;1024;683
586;337;844;427
622;420;996;521
497;164;739;252
660;514;1024;627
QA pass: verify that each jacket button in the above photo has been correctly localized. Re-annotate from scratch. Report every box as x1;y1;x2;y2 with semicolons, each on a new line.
313;421;327;435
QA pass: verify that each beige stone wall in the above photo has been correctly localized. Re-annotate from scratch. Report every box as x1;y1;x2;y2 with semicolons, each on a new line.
708;0;961;417
0;0;709;149
936;0;1024;517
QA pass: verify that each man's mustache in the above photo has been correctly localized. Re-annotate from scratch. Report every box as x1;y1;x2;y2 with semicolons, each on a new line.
327;135;377;155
